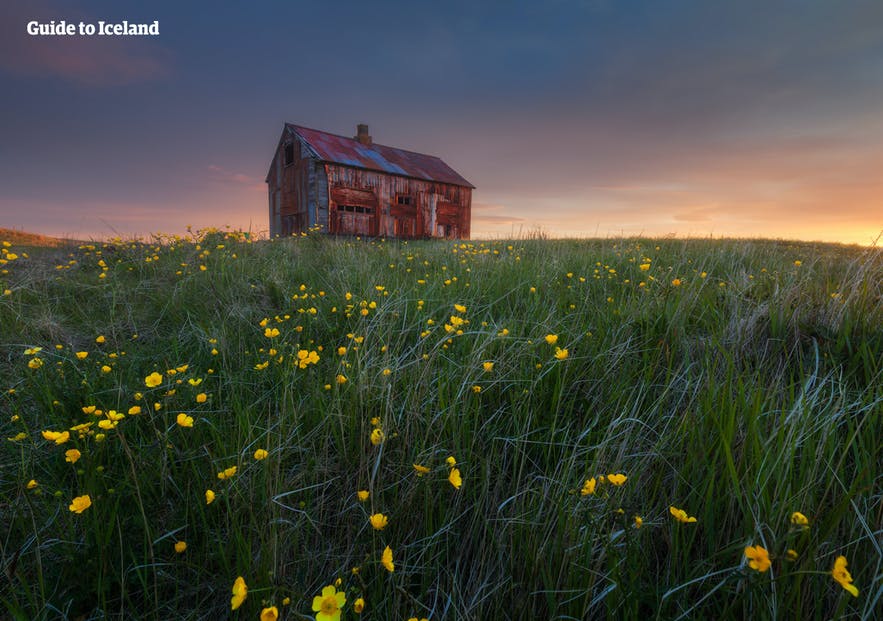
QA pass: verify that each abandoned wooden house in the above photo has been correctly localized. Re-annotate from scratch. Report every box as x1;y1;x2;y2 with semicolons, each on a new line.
266;123;474;239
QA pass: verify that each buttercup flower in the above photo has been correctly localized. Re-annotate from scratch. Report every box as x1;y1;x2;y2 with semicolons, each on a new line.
413;463;430;476
312;584;346;621
482;361;494;372
357;490;369;502
370;428;384;446
145;372;163;388
254;448;268;460
175;541;187;553
176;413;194;428
669;506;697;523
554;347;569;360
195;393;207;403
27;479;38;489
634;515;643;528
353;597;365;613
744;545;771;572
545;334;558;345
217;466;237;480
381;545;395;572
205;489;216;505
69;494;92;514
831;556;859;597
260;606;278;621
42;430;70;445
231;576;247;610
264;327;280;338
75;351;88;360
448;468;462;489
369;513;388;530
580;477;597;496
65;449;82;463
607;473;627;486
790;511;809;527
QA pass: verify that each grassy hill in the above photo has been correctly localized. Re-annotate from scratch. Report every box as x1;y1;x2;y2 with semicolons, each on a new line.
1;230;880;620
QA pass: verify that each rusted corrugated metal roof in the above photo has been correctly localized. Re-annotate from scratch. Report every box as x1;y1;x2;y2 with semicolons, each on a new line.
286;123;474;188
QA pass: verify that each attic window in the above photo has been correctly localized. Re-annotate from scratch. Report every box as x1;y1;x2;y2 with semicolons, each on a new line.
396;195;413;206
284;142;294;166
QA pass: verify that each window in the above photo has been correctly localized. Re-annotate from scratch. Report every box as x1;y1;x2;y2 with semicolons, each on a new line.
284;142;294;166
396;195;413;206
339;205;374;214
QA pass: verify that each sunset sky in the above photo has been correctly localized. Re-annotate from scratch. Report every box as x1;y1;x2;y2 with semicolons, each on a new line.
1;1;882;245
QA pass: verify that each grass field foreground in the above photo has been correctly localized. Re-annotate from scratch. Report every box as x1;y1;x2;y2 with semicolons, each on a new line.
1;231;880;620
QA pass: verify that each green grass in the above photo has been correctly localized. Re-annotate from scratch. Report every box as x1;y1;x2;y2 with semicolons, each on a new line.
1;231;880;620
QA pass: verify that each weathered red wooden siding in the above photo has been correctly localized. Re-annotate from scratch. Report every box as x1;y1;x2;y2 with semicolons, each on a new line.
323;164;472;239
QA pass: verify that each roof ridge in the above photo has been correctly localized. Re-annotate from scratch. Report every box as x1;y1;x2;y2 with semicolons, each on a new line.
286;123;446;161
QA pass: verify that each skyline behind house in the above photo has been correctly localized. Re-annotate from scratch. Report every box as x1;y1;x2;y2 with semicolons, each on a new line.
1;1;882;245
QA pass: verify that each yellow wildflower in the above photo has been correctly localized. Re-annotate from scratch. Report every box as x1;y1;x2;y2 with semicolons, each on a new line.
128;405;141;415
65;449;82;463
264;327;280;338
454;304;467;313
260;606;278;621
544;334;558;345
831;556;859;597
174;541;187;553
482;361;494;373
253;448;268;460
671;278;682;286
413;463;430;476
607;473;627;486
369;513;389;530
205;489;216;505
370;428;384;445
353;597;365;613
75;351;89;360
448;468;462;489
381;545;395;572
634;515;643;528
42;430;70;445
581;478;597;495
195;393;207;403
357;490;369;502
145;372;163;387
69;494;92;514
231;576;247;610
27;479;38;489
336;374;347;384
312;584;346;621
554;347;569;360
28;358;43;369
217;466;237;480
669;506;697;523
95;335;105;344
790;511;809;527
744;545;771;572
446;456;457;467
176;413;194;428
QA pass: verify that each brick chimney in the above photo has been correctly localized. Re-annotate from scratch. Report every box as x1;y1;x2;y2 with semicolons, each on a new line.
355;124;372;145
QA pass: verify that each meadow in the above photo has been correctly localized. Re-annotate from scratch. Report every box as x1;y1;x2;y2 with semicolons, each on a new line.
1;230;880;620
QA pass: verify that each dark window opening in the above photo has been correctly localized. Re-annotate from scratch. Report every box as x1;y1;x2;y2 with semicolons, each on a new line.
284;143;294;166
396;195;413;206
339;205;374;214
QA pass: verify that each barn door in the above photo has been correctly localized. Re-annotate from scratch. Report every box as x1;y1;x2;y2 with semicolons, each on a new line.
330;187;378;236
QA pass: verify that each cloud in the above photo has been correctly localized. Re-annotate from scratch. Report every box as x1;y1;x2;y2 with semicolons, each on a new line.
0;1;169;85
471;202;527;226
207;165;265;193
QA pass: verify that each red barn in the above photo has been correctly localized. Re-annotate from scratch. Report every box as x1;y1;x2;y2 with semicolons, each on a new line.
266;123;474;239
